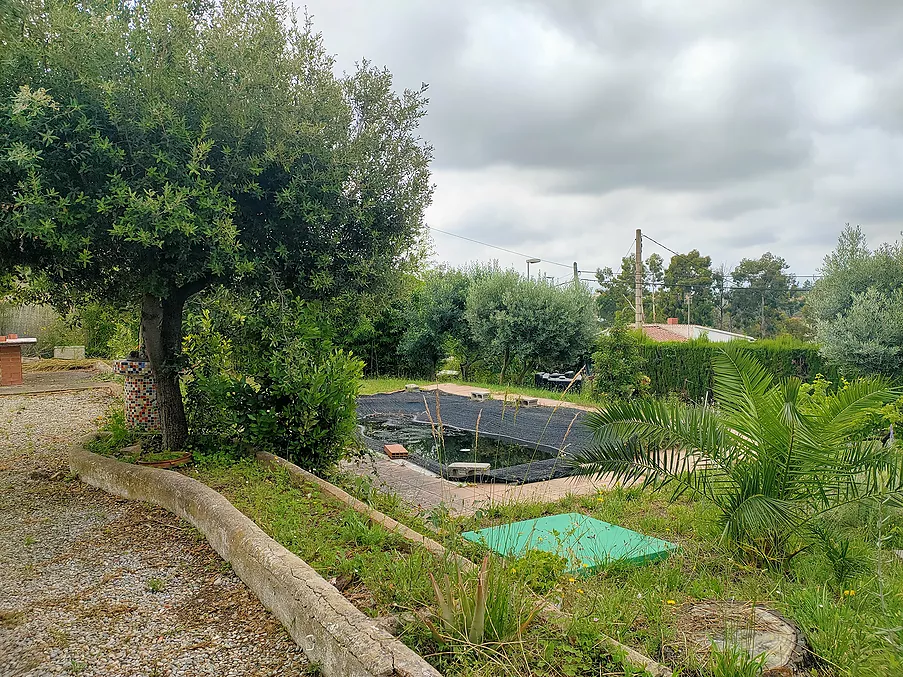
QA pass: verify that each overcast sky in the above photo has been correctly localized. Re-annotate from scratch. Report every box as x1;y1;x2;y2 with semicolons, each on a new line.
298;0;903;283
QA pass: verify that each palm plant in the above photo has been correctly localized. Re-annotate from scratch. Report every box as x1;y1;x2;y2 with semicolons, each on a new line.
570;348;903;567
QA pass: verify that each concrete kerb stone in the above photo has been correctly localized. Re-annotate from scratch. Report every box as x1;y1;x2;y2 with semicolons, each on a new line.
258;452;674;677
70;437;442;677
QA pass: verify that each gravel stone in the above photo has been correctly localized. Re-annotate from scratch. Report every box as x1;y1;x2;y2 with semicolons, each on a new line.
0;388;309;676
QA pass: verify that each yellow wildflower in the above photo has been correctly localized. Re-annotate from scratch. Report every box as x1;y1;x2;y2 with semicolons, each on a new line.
576;588;584;594
666;600;676;605
568;577;576;583
843;589;856;596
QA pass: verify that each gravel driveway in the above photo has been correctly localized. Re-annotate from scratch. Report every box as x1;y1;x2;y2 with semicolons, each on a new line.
0;387;309;676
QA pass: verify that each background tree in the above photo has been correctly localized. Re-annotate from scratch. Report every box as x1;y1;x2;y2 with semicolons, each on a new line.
398;267;475;378
661;250;715;326
466;271;596;382
645;253;664;323
808;226;903;376
0;0;432;450
595;256;637;327
729;253;796;337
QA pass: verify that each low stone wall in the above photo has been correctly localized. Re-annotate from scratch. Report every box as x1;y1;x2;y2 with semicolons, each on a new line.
70;440;442;677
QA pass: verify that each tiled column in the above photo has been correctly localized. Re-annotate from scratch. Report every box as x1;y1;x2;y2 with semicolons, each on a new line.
113;358;161;431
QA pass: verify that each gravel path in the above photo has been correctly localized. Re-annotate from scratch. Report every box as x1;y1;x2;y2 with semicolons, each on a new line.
0;387;309;676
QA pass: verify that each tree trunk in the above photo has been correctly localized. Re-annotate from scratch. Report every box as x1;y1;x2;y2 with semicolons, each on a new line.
141;294;188;452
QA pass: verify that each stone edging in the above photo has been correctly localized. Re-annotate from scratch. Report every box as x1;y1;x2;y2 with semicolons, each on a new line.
259;451;673;677
70;438;442;677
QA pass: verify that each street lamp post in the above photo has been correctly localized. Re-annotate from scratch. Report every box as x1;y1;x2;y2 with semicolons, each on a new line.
526;257;540;279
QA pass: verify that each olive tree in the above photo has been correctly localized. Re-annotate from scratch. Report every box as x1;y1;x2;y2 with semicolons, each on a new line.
0;0;432;450
466;270;597;382
809;226;903;376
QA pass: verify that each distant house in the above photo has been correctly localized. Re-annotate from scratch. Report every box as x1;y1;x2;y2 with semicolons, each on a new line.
640;318;755;343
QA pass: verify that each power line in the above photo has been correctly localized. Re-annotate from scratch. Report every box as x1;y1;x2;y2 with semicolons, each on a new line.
427;226;573;269
641;233;680;256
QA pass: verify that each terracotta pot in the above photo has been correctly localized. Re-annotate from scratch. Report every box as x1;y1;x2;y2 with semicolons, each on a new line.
7;333;17;339
0;336;6;342
136;452;193;469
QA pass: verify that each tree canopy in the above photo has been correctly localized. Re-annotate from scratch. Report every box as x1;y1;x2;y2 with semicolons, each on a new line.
0;0;433;448
809;225;903;376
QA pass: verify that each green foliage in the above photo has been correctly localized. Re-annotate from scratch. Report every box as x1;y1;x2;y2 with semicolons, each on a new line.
509;549;568;595
466;269;596;382
808;522;871;591
573;347;903;567
1;0;432;449
728;252;801;337
591;326;649;399
184;294;362;471
639;337;839;400
661;249;715;327
426;555;540;646
706;643;767;677
398;266;480;378
809;225;903;376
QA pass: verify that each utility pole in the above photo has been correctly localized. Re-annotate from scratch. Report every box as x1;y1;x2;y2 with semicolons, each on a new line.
761;293;765;338
573;261;579;289
634;229;645;328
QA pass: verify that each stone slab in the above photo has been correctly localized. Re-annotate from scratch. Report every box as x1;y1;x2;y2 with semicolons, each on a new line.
54;345;86;360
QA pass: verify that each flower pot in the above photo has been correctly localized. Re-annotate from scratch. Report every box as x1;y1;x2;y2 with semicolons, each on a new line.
7;333;17;339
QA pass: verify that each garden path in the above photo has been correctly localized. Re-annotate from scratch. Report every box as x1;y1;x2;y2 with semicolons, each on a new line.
347;453;616;515
0;382;308;677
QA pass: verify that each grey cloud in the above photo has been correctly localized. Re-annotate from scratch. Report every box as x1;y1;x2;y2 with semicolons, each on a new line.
300;0;903;275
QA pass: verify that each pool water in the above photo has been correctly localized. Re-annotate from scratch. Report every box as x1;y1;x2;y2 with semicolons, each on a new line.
361;416;555;468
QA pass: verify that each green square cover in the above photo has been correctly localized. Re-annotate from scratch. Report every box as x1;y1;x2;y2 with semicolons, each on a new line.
462;512;676;573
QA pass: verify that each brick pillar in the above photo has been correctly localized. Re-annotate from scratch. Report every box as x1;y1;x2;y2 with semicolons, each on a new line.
0;344;24;386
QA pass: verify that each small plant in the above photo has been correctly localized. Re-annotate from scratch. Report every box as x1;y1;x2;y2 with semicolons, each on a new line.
146;577;165;593
708;642;767;677
338;511;387;547
425;555;540;646
809;522;870;591
510;549;568;594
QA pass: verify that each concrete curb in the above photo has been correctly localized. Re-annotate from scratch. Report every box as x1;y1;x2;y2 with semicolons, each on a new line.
70;439;442;677
260;452;673;677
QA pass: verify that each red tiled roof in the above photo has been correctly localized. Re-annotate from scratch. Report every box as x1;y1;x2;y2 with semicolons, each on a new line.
640;324;689;342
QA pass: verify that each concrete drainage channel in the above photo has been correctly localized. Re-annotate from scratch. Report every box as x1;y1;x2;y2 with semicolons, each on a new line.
70;437;671;677
70;437;441;677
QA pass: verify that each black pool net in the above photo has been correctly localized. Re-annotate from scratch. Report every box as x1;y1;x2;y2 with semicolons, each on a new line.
356;390;594;484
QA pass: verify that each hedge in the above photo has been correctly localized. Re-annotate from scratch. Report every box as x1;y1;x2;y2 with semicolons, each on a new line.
639;339;839;400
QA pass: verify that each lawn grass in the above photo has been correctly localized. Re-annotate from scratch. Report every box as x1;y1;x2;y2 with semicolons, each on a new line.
334;476;903;676
360;376;599;407
186;456;646;677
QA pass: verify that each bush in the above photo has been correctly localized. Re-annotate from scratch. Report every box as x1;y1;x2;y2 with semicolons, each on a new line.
184;296;363;471
591;326;649;399
639;337;839;400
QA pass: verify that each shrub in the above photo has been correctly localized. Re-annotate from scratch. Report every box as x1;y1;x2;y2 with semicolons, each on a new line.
425;555;541;646
184;296;363;470
639;337;840;400
591;326;649;399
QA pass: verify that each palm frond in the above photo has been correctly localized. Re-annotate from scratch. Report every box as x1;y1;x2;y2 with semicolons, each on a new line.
813;378;900;439
583;397;730;465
